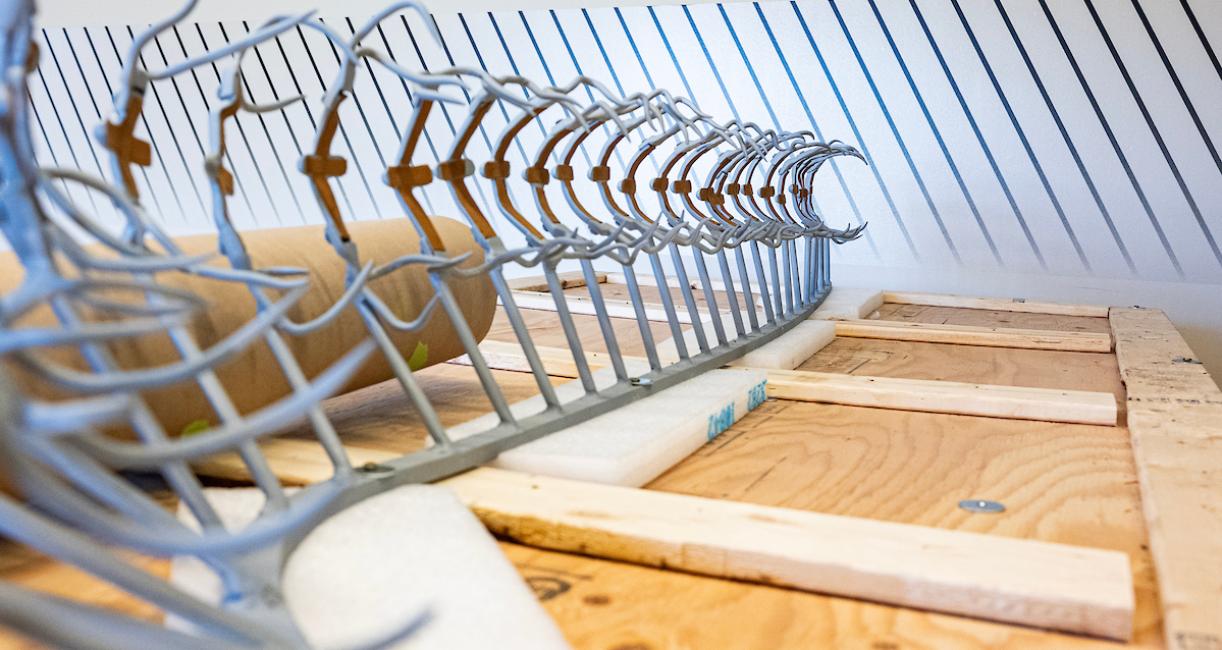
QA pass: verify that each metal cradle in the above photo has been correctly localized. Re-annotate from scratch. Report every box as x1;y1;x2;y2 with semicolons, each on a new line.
0;1;865;646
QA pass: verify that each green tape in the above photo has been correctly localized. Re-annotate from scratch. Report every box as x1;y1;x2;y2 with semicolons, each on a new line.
407;341;429;371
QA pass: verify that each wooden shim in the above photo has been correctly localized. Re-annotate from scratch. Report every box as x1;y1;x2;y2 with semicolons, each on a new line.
444;467;1134;640
1112;307;1222;649
460;341;1118;425
834;319;1113;352
765;368;1117;426
884;291;1110;318
507;271;605;293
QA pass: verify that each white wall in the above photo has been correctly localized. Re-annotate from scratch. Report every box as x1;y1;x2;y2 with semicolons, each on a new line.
25;0;1222;381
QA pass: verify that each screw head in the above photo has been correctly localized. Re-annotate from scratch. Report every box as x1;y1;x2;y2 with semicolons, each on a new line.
959;499;1005;514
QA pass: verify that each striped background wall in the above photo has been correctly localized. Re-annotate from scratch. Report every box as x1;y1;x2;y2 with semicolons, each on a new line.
22;0;1222;384
26;0;1222;287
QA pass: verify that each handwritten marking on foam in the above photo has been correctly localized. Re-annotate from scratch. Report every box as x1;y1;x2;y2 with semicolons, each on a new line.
706;380;768;442
747;380;768;410
707;403;735;441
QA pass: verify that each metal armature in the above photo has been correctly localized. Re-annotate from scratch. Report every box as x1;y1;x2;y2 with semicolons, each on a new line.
0;0;865;646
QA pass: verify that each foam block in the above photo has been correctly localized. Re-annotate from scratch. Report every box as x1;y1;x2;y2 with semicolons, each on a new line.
656;318;835;371
728;320;835;370
449;365;768;487
169;486;566;649
811;287;884;320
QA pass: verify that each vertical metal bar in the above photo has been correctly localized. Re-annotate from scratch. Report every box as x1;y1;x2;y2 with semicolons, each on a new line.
489;270;563;408
578;259;629;381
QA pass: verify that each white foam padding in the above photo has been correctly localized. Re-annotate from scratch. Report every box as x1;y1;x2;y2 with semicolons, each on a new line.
811;287;884;320
449;365;768;487
169;486;567;650
727;320;835;370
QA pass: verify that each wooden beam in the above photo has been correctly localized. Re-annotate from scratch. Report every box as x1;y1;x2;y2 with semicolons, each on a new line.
506;270;605;293
458;341;1118;425
834;319;1113;352
765;368;1117;426
1111;307;1222;649
444;467;1134;640
884;291;1109;318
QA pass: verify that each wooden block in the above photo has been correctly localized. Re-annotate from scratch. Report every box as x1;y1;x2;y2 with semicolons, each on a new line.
884;291;1109;318
834;319;1113;353
764;369;1118;426
507;271;604;293
444;467;1134;640
1113;307;1222;649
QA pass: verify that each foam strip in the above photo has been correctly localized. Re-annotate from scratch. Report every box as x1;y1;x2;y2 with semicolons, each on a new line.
449;366;768;487
169;486;566;649
728;321;835;370
811;287;885;321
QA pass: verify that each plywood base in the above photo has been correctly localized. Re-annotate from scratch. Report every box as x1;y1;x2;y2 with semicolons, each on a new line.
1;289;1193;650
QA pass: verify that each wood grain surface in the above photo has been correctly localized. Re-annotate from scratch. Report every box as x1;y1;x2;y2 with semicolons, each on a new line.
0;301;1165;649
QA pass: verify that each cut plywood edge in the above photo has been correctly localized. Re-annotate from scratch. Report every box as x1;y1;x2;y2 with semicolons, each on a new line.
443;467;1134;641
884;291;1110;318
507;270;604;293
766;369;1117;425
604;271;728;294
1112;307;1222;649
193;439;399;486
169;485;567;649
447;363;767;487
835;319;1113;353
506;290;717;325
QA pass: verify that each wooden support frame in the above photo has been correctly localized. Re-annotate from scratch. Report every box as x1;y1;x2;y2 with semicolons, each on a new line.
833;319;1114;352
1111;307;1222;649
456;340;1118;425
765;368;1117;425
444;467;1134;641
507;270;604;293
884;291;1110;318
508;276;1113;353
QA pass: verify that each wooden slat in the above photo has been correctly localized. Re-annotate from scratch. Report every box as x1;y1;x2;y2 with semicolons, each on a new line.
1111;307;1222;649
884;291;1110;318
444;467;1134;640
458;340;1117;425
835;319;1113;352
507;271;605;293
765;368;1117;425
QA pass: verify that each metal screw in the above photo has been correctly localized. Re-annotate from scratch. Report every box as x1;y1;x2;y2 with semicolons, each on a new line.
358;461;392;474
959;499;1005;514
